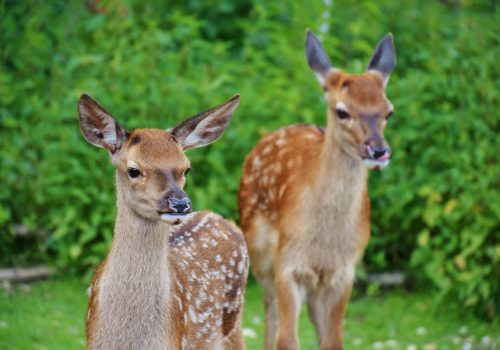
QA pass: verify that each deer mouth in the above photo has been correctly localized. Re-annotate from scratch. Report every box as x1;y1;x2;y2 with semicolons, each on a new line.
362;158;390;170
158;211;192;225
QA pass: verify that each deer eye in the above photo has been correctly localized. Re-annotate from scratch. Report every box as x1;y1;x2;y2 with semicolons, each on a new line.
336;109;350;120
128;167;141;178
386;111;393;120
184;167;192;177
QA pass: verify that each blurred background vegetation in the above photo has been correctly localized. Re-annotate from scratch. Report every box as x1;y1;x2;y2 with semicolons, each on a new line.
0;0;498;330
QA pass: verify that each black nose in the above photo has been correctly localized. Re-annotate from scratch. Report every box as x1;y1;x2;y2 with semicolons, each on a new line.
373;147;390;159
168;197;192;214
367;144;391;160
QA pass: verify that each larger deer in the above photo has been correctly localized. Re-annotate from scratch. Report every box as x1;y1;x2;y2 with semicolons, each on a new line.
238;30;396;350
78;93;249;350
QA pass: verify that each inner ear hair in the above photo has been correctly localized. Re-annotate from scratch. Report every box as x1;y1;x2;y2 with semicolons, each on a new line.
170;94;240;151
78;94;127;153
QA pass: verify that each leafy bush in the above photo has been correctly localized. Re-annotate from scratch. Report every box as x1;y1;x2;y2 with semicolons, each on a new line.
0;0;497;318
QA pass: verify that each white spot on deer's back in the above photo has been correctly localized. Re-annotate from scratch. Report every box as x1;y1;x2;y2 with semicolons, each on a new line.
261;175;269;187
279;185;287;199
238;260;246;274
252;156;262;170
262;145;273;155
189;306;198;323
276;138;286;146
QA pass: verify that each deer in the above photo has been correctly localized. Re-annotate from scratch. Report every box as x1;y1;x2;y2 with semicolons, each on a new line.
238;30;396;350
78;93;249;350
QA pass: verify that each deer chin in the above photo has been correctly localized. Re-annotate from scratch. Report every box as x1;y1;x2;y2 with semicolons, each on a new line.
362;158;390;170
160;212;193;225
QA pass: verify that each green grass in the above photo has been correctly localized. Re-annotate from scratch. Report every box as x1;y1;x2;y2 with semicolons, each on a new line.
0;278;498;350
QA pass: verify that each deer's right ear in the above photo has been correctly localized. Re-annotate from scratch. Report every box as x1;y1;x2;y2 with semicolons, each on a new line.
78;94;127;154
367;33;396;87
306;29;334;85
170;94;240;151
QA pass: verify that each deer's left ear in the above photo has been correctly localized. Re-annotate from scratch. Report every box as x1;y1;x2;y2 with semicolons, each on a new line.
170;94;240;151
78;94;128;154
367;33;396;87
305;29;334;85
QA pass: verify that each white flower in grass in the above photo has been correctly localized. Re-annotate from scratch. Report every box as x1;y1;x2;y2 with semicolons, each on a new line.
481;336;492;345
406;344;417;350
459;326;468;335
251;315;261;325
372;341;384;349
242;328;257;338
462;341;472;350
352;338;362;346
416;326;427;335
385;339;398;347
452;337;460;344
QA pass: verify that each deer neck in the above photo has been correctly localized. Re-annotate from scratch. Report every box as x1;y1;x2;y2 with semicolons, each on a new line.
102;177;172;314
312;118;368;218
93;177;174;348
109;184;170;272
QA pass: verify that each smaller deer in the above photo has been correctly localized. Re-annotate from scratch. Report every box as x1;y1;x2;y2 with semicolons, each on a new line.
238;30;396;350
78;93;249;350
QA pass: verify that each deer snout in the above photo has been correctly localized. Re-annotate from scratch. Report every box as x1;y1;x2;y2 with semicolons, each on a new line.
158;190;192;216
366;144;391;161
168;197;192;214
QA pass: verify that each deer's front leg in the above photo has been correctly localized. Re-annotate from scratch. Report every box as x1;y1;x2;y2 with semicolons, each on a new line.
275;266;302;350
320;274;354;350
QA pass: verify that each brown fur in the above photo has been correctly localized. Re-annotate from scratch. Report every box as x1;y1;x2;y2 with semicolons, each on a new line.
79;94;248;350
238;63;393;350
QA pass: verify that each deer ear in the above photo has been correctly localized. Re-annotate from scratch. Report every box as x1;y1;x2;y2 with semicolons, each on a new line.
306;29;334;85
78;94;127;154
170;94;240;151
367;33;396;87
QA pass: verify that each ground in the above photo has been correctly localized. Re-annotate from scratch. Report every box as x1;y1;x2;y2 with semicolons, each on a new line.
0;278;497;350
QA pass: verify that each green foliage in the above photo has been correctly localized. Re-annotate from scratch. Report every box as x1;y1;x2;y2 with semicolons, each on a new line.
0;0;498;318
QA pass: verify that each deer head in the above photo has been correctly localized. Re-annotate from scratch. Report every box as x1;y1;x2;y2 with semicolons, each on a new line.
306;30;396;169
78;94;240;224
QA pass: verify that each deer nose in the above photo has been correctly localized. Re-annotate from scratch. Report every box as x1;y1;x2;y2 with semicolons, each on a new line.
367;145;391;160
168;197;192;214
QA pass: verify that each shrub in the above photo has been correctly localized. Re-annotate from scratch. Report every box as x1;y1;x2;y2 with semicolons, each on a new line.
0;0;497;318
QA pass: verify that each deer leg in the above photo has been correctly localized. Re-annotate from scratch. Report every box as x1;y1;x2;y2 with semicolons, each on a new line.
319;283;353;350
307;289;327;344
275;271;302;350
263;287;279;350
